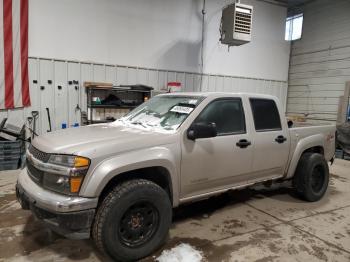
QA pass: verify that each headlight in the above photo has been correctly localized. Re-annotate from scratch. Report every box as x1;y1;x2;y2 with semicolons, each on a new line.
44;155;90;195
48;155;90;168
43;173;71;195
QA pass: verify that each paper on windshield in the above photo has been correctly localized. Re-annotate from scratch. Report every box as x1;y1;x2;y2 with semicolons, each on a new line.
170;106;194;114
188;99;198;105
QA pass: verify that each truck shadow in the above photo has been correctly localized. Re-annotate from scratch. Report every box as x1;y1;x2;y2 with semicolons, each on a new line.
17;215;111;261
173;183;299;223
173;173;342;223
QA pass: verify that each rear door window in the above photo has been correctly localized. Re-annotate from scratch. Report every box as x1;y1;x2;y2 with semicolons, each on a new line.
250;98;281;131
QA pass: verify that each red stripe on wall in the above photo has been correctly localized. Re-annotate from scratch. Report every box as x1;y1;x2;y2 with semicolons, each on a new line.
3;0;14;109
20;0;30;106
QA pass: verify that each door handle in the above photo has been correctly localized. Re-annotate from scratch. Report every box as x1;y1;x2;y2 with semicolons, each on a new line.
236;139;251;148
275;135;287;143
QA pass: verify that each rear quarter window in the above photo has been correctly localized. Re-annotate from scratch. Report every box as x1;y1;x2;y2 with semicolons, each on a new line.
250;98;282;131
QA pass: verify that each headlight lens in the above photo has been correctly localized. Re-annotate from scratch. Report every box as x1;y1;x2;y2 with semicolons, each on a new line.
44;155;90;195
48;155;90;168
43;173;71;195
48;155;75;167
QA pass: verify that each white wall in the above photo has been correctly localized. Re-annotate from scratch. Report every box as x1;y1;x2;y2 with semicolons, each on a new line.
1;0;291;133
287;0;350;122
29;0;290;81
0;57;288;135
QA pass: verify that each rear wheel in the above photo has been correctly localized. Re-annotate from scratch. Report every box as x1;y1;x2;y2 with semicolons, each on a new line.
293;153;329;202
92;179;172;261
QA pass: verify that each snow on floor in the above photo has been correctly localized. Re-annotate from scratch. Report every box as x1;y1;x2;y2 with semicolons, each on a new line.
156;243;203;262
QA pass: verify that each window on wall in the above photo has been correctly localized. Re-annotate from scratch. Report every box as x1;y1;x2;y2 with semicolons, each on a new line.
285;14;303;41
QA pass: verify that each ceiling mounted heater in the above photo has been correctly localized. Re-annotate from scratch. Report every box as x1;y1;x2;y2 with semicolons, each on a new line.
220;2;253;46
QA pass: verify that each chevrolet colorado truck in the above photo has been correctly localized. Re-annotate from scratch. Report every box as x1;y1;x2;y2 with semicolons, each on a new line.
16;92;336;261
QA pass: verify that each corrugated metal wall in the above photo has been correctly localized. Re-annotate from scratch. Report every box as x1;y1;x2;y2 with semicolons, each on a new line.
287;0;350;122
0;57;287;135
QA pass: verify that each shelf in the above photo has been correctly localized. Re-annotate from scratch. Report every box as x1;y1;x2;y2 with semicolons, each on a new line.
86;83;152;125
87;87;152;93
87;119;115;124
86;84;153;92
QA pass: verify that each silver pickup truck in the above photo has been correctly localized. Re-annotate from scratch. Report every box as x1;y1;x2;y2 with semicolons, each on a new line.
16;92;336;261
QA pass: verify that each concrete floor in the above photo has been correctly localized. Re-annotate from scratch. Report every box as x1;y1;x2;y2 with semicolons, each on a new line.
0;160;350;262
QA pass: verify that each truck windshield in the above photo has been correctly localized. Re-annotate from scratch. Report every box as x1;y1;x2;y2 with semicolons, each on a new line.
116;95;204;132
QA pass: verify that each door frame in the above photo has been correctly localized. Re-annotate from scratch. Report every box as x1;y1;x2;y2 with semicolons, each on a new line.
179;94;255;199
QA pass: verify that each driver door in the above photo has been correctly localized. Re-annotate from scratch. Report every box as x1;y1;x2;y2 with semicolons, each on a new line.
180;98;253;199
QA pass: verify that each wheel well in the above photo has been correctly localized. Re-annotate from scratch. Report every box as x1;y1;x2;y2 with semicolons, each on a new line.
303;146;324;155
99;166;173;204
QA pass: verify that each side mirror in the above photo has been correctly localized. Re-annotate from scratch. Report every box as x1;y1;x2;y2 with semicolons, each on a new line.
187;122;217;141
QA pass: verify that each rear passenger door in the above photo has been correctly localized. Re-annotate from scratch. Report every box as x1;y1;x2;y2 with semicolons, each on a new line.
249;98;290;178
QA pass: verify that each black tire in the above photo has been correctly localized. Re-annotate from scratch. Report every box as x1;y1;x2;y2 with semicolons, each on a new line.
92;179;172;261
293;153;329;202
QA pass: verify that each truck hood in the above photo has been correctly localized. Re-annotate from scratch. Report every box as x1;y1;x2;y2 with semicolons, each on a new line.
32;123;177;158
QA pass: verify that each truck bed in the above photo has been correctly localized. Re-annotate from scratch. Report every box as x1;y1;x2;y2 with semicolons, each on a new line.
289;122;336;162
290;121;334;128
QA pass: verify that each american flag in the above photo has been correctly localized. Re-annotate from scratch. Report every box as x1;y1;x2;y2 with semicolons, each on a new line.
0;0;30;109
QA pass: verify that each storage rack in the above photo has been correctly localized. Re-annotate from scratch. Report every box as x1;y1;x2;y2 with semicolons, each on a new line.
85;83;153;124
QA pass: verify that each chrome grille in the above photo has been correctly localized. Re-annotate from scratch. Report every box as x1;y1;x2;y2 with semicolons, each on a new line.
28;145;50;162
27;159;44;185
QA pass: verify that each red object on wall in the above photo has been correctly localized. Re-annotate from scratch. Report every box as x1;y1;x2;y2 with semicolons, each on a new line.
167;82;182;92
1;0;30;109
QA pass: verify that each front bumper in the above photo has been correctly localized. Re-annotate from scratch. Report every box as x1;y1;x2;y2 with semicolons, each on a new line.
16;168;98;239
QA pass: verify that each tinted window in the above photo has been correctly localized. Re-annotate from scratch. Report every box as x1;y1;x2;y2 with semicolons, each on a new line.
250;98;281;131
195;99;245;135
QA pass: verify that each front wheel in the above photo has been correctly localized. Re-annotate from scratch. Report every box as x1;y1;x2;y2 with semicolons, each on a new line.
293;153;329;202
92;179;172;261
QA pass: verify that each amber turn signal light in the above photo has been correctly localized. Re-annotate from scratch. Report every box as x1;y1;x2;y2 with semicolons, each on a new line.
70;177;83;193
74;156;90;168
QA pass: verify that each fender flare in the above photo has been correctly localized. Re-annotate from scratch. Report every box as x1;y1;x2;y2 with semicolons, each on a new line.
285;134;325;179
80;147;179;206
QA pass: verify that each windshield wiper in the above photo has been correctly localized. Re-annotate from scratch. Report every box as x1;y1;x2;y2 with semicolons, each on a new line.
130;121;148;128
